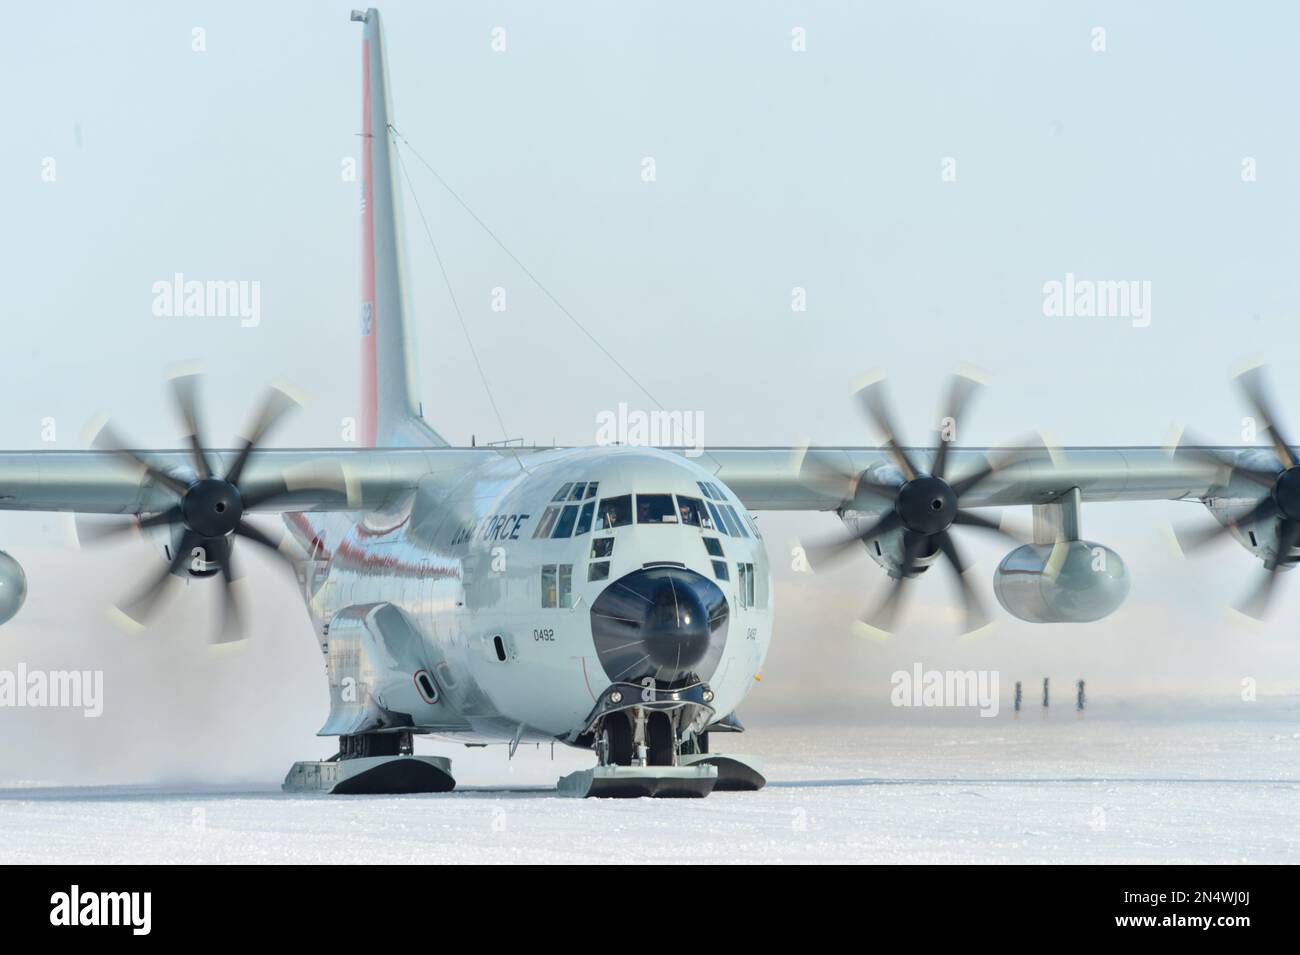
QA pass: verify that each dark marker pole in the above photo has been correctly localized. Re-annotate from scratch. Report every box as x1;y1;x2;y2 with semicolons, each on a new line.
1077;679;1086;712
1042;677;1050;709
1014;681;1022;715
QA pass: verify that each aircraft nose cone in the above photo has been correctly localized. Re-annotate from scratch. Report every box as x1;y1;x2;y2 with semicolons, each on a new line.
590;567;729;688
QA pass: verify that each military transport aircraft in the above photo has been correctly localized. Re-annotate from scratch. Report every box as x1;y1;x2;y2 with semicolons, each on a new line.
0;8;1293;797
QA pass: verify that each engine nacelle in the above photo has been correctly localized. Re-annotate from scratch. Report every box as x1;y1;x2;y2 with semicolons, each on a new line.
993;541;1129;623
0;550;28;625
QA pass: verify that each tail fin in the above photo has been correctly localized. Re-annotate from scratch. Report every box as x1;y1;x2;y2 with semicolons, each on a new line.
354;8;446;448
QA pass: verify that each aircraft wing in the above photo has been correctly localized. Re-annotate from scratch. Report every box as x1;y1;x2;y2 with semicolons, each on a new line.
696;446;1240;512
0;448;499;515
0;444;1248;516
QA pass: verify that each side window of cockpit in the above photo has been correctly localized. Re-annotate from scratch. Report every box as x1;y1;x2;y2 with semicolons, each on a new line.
597;495;632;530
533;506;560;539
541;563;573;608
636;494;677;524
737;562;756;608
584;482;599;499
552;483;573;502
677;495;704;527
541;564;558;607
591;537;614;559
558;564;573;607
552;504;579;538
568;482;587;501
575;500;595;536
703;537;724;558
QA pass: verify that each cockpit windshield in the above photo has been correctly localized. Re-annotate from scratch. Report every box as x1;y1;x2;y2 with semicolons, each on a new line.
588;491;757;537
597;495;633;529
636;494;677;524
676;495;704;527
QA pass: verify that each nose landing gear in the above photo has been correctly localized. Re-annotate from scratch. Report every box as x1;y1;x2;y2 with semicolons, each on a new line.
600;712;635;766
565;700;766;797
645;711;675;766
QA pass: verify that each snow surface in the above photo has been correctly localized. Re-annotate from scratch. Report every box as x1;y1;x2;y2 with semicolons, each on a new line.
2;706;1298;864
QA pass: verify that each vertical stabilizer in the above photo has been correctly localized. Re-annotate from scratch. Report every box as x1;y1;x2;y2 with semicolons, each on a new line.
354;8;446;447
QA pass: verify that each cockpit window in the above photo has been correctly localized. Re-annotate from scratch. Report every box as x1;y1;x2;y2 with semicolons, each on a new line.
552;504;580;538
584;482;599;499
533;505;560;538
575;500;595;536
568;482;587;501
552;483;574;502
723;504;750;538
597;495;633;529
676;495;704;527
697;481;726;500
636;494;677;524
705;500;729;536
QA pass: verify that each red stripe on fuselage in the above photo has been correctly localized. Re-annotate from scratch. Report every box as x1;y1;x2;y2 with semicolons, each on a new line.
360;39;378;447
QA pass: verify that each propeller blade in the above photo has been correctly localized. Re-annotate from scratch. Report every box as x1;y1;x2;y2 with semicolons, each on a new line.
950;441;1050;500
1172;430;1278;489
239;460;354;510
931;374;982;480
224;386;299;487
951;508;1024;545
856;380;919;480
933;529;990;634
93;423;191;497
213;542;245;644
861;531;924;633
233;519;298;571
75;508;181;547
798;451;899;506
1236;518;1300;619
118;529;196;624
170;374;213;480
1237;366;1296;469
807;509;903;569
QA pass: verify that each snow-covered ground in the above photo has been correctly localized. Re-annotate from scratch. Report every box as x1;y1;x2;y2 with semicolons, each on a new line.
2;704;1298;864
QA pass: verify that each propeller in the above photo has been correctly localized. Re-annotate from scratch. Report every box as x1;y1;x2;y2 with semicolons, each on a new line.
84;375;314;643
802;373;1034;635
1174;365;1300;619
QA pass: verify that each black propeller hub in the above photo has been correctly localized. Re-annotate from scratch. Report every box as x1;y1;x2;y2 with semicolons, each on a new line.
182;478;244;538
896;475;957;535
1273;466;1300;522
